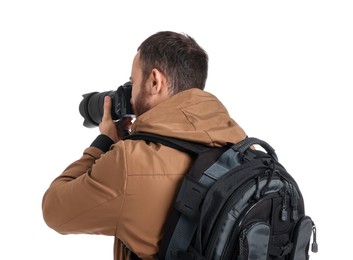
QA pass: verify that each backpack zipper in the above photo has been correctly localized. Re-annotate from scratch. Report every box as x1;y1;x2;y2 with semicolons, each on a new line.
237;229;246;260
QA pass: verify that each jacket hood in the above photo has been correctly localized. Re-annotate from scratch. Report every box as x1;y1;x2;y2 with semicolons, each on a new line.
131;88;246;147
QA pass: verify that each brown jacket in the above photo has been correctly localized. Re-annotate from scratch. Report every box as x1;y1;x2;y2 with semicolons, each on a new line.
42;88;246;259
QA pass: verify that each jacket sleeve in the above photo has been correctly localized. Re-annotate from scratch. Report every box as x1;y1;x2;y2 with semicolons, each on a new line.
42;134;127;236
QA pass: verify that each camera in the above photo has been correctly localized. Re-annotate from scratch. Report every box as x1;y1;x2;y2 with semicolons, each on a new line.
79;81;134;128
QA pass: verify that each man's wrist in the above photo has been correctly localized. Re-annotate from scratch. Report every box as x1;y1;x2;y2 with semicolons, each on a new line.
90;134;115;152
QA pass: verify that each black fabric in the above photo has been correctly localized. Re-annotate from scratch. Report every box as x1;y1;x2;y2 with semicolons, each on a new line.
158;209;181;259
129;252;141;260
90;134;114;152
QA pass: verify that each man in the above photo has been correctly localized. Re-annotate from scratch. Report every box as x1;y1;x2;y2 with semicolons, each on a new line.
42;31;246;260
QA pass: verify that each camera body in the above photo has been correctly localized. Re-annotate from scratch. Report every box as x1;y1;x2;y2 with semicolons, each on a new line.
79;82;134;128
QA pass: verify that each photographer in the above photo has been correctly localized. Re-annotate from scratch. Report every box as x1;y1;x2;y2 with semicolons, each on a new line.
42;31;247;260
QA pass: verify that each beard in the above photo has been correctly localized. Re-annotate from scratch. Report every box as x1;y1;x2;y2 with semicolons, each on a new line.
132;83;152;117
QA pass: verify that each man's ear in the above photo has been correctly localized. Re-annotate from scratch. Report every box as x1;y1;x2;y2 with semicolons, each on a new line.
149;68;166;95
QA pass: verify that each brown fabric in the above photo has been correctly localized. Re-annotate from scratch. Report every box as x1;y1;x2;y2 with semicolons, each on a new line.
42;88;246;259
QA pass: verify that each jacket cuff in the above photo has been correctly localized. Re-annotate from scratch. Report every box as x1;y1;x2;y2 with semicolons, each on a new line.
90;134;114;152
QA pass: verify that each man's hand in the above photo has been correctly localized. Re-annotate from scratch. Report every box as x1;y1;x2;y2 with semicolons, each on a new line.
99;96;132;142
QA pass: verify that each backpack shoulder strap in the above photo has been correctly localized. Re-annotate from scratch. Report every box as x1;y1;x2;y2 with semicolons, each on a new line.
124;133;227;259
123;132;211;155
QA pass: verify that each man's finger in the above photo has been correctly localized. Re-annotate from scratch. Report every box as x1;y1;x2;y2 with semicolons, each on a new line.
102;96;112;121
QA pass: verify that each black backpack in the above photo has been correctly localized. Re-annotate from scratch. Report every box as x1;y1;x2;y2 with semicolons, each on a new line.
124;133;318;260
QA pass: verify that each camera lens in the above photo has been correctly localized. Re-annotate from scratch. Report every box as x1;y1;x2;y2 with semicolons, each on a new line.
79;91;115;128
79;82;133;128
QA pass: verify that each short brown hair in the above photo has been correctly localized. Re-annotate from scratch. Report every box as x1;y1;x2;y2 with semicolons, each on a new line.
138;31;208;94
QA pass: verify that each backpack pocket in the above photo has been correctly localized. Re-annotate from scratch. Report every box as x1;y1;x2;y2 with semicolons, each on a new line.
289;215;317;260
237;222;270;260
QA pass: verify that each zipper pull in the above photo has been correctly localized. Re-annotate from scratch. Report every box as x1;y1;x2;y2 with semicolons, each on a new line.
311;224;318;253
281;190;288;221
252;175;261;200
289;183;299;221
261;169;274;196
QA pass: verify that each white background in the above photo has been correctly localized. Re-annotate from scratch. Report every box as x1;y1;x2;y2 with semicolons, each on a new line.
1;0;352;259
